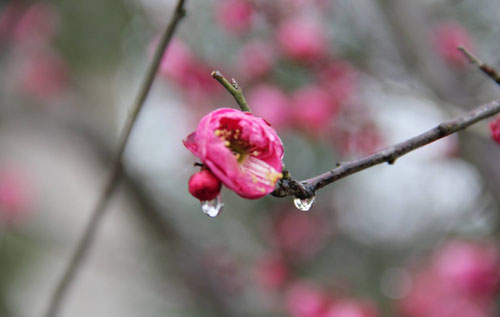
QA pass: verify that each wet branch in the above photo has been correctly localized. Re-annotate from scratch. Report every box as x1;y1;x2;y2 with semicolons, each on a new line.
272;98;500;198
210;49;500;199
213;67;500;199
213;70;500;199
43;1;187;316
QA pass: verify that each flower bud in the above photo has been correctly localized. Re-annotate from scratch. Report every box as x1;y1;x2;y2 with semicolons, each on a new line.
188;169;222;201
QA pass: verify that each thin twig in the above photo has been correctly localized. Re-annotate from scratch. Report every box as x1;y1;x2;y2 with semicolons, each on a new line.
43;1;187;316
211;70;251;112
458;46;500;86
271;99;500;197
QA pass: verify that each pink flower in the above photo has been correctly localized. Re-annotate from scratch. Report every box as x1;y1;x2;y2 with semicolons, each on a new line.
215;0;254;34
316;61;358;104
20;50;68;99
285;281;330;317
277;16;328;63
0;167;33;224
247;84;290;130
323;300;378;317
254;252;289;290
14;2;60;46
184;108;284;199
432;241;500;297
292;85;339;136
0;1;26;41
271;208;328;260
238;40;275;79
431;21;474;67
159;39;195;84
157;39;219;103
490;117;500;146
188;169;222;201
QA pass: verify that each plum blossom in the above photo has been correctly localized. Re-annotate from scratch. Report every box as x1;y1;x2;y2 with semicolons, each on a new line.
490;117;500;146
247;84;290;130
215;0;254;34
277;16;328;63
238;40;276;79
184;108;284;199
292;85;339;136
431;21;475;67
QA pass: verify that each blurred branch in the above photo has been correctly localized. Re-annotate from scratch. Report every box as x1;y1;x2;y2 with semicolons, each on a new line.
458;46;500;86
43;1;187;316
272;98;500;198
211;70;251;112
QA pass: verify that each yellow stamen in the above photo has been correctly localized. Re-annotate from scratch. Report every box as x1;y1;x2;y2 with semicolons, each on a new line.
251;175;258;183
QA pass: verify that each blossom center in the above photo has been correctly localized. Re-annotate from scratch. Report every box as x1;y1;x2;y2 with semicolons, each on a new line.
214;126;283;188
215;127;257;163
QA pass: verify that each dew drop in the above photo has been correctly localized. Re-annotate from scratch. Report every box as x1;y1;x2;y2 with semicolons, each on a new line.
293;196;316;211
201;195;224;217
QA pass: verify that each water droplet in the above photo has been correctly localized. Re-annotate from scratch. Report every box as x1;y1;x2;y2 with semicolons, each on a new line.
201;195;224;217
293;196;316;211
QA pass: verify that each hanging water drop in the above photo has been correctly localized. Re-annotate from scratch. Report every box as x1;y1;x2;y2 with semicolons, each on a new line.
201;195;224;217
293;196;316;211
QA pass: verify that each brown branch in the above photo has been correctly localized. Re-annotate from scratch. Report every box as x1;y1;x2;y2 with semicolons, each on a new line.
43;1;187;316
272;99;500;198
458;46;500;86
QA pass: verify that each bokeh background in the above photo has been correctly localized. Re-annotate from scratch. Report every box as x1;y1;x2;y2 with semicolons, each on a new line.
1;0;500;316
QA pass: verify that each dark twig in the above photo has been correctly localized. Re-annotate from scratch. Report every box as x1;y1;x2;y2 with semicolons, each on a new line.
43;1;187;316
211;70;251;112
458;46;500;86
272;99;500;198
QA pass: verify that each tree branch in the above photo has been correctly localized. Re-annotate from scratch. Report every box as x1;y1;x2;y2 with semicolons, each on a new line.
272;99;500;198
211;70;251;112
43;1;187;316
458;46;500;86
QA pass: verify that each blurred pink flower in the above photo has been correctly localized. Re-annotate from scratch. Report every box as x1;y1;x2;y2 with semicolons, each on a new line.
238;40;276;79
0;1;26;41
247;84;290;130
272;209;328;260
14;2;60;46
255;252;289;290
400;240;500;317
285;281;330;317
336;124;382;157
316;61;358;104
277;16;328;63
159;39;195;84
0;167;32;224
158;39;218;103
215;0;254;34
292;85;339;136
432;241;500;297
431;21;474;67
490;117;500;146
20;51;68;99
184;108;284;199
323;299;378;317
